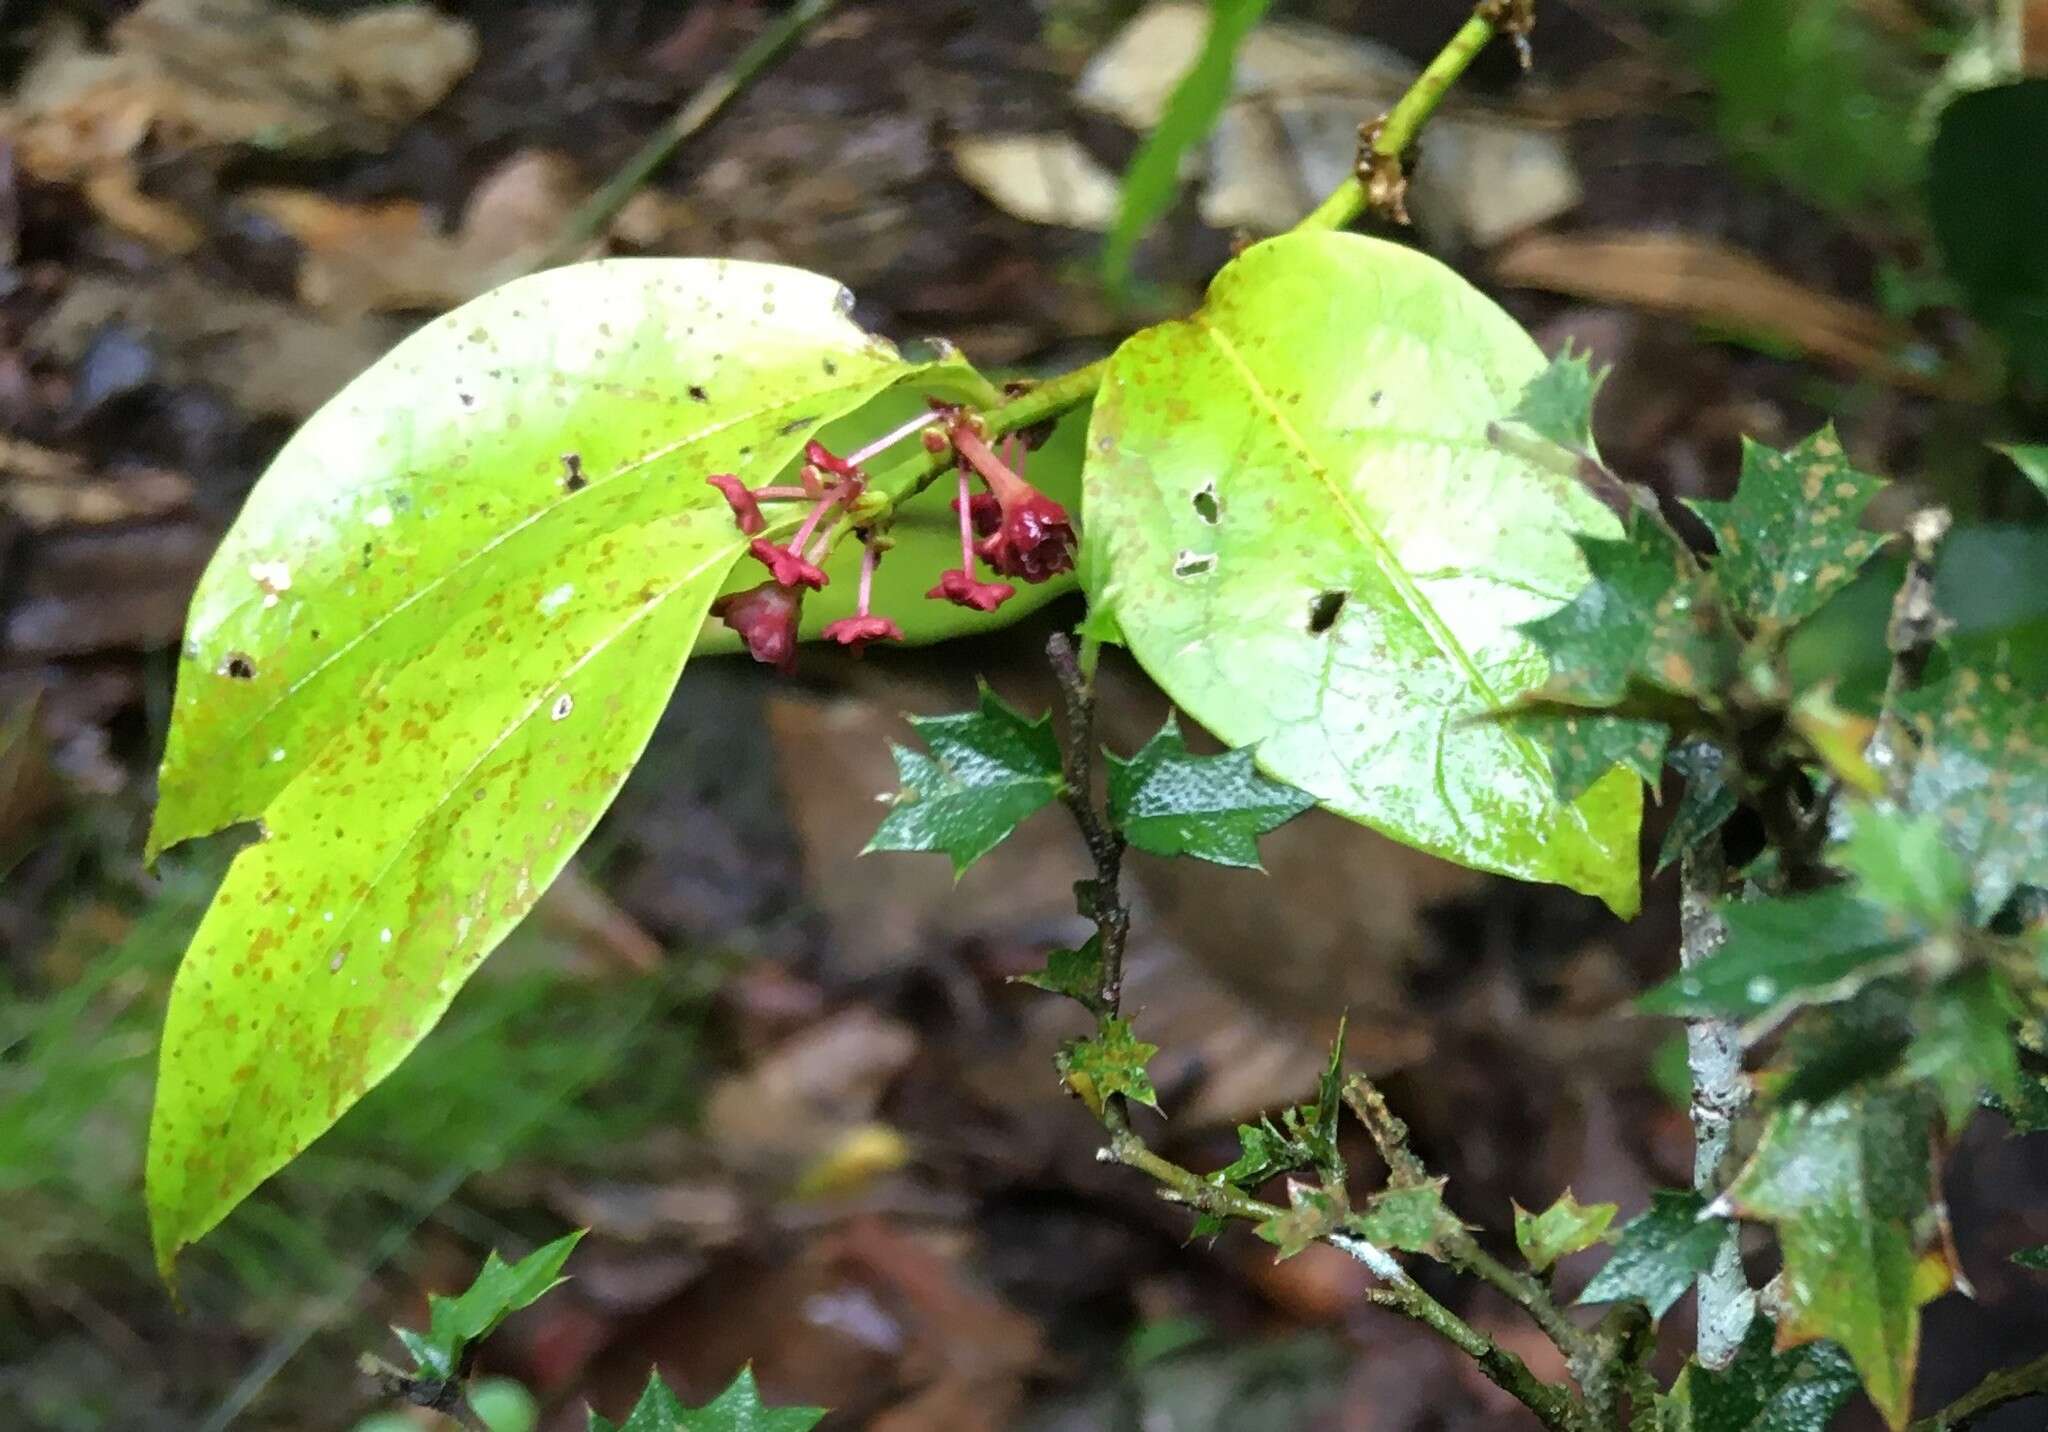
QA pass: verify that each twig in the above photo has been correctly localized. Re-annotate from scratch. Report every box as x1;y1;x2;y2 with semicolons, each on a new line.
1295;0;1534;232
1342;1074;1594;1367
1679;840;1754;1368
1909;1351;2048;1432
1046;632;1130;1013
1096;1107;1580;1432
538;0;839;269
1871;506;1952;800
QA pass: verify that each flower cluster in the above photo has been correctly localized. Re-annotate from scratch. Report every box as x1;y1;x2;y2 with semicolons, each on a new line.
705;398;1079;674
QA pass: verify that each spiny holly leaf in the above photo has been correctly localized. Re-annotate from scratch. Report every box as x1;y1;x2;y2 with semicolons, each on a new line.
1727;1086;1942;1429
1832;810;1969;927
1058;1017;1160;1115
1577;1189;1731;1318
2001;444;2048;502
1771;981;1913;1109
1255;1180;1345;1260
1507;707;1668;804
1901;967;2021;1131
1901;649;2048;918
1521;515;1735;708
1686;428;1886;634
1506;342;1608;452
1658;737;1741;875
1211;1021;1349;1192
1514;1190;1620;1272
1105;715;1315;867
1013;935;1105;1011
395;1231;584;1382
1350;1181;1459;1255
865;685;1064;875
1989;1070;2048;1133
2015;1245;2048;1271
1656;1315;1859;1432
1640;888;1918;1024
588;1368;823;1432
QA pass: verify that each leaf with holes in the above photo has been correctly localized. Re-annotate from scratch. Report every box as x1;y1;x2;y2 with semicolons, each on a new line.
1686;428;1886;635
1655;1315;1859;1432
1727;1086;1944;1429
590;1367;824;1432
1577;1190;1731;1318
865;685;1064;874
146;259;958;1279
1900;646;2048;918
1081;232;1643;914
1106;715;1315;867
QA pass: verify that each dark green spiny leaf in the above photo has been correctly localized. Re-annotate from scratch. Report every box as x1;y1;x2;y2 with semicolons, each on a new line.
1727;1086;1940;1428
589;1367;824;1432
1657;738;1741;875
1640;888;1917;1023
1105;715;1315;867
866;685;1064;874
1656;1315;1859;1432
2014;1245;2048;1271
1578;1189;1731;1318
396;1231;584;1382
1014;935;1105;1012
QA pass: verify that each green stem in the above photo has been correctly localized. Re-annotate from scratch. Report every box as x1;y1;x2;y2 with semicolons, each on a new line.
1910;1351;2048;1432
1293;10;1504;234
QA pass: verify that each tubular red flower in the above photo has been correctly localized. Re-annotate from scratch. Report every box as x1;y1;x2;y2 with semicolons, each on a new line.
804;439;861;480
711;581;802;673
927;568;1015;612
950;421;1077;582
953;491;1001;537
706;474;764;534
821;614;903;651
748;537;828;590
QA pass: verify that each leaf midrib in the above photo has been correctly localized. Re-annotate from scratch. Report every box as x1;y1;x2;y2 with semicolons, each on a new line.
1191;315;1590;841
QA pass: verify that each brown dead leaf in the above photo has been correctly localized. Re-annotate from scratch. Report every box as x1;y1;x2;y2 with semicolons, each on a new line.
2;437;192;530
2;0;477;248
243;149;583;314
1494;230;1955;397
30;269;398;418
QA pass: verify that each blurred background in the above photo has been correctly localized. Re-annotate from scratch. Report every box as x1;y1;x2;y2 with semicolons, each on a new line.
3;1;2048;1428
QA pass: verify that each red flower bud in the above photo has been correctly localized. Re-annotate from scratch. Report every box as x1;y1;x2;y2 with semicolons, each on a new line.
820;614;903;653
706;474;763;534
711;582;802;673
804;439;861;480
926;568;1015;612
748;537;828;591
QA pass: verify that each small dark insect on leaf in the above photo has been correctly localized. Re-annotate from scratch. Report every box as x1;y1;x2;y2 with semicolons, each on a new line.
688;384;710;402
1308;590;1347;633
220;653;257;680
560;453;587;492
1193;483;1220;524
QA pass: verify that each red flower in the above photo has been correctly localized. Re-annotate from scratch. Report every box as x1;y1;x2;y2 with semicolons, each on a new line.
949;423;1077;582
748;537;828;591
952;491;1001;537
711;582;802;672
975;489;1076;582
820;614;904;653
707;474;763;534
927;568;1015;612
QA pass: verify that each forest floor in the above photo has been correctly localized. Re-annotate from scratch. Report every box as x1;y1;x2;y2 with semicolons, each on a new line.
3;2;2046;1429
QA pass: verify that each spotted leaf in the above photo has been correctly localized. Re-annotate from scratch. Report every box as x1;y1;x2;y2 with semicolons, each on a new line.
147;260;953;1279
